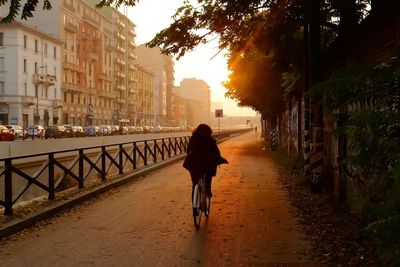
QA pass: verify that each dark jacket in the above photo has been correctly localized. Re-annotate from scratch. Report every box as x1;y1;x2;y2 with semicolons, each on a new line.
183;133;227;176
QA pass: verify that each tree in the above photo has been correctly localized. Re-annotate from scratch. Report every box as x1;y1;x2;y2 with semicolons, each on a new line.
0;0;137;23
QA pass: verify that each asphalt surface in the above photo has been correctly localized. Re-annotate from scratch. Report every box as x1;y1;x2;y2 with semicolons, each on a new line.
0;132;319;266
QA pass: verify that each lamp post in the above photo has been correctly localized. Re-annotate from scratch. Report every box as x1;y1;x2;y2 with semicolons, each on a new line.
34;94;39;125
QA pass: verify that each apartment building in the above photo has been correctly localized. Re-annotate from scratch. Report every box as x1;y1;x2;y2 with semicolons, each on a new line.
112;8;137;125
175;78;211;126
1;0;138;126
171;89;187;127
135;65;155;126
0;22;62;127
135;44;174;126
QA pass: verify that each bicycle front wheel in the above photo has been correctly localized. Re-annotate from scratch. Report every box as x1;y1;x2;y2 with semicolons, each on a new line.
193;183;202;228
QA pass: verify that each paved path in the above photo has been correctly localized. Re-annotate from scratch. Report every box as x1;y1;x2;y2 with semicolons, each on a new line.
0;132;319;266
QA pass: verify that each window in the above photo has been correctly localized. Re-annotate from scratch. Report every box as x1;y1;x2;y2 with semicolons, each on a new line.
24;35;27;48
0;57;4;71
53;46;57;58
35;85;38;97
64;92;67;101
0;32;3;46
44;43;48;56
35;39;38;52
0;81;4;95
24;83;27;95
34;62;38;74
45;87;48;98
23;59;27;72
71;94;74;103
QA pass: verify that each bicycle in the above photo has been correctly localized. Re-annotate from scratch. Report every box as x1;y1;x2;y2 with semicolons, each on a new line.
192;174;211;228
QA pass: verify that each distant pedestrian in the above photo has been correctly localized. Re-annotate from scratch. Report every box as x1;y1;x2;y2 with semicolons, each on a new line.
183;124;228;198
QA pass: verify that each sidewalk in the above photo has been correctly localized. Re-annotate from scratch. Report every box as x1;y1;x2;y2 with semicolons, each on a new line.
0;132;320;266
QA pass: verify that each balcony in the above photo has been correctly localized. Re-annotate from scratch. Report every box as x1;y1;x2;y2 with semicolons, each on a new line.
128;52;137;60
117;19;125;28
89;49;99;61
87;87;96;95
63;62;85;73
32;74;46;84
99;91;113;98
52;100;63;108
115;84;126;91
99;73;112;82
62;82;84;94
105;43;114;51
103;28;113;36
22;96;36;106
82;32;90;40
63;1;76;12
115;57;126;66
116;45;126;53
44;75;56;86
117;97;126;104
128;64;137;71
83;12;99;28
93;36;101;45
64;22;78;33
129;29;136;37
128;75;137;82
114;71;125;79
115;32;126;41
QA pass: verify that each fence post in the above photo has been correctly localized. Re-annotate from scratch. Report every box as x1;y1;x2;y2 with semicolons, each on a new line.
144;141;148;166
168;138;172;158
153;140;157;163
161;139;165;160
101;147;106;180
79;149;84;188
48;153;55;200
133;142;137;169
4;159;13;216
119;144;123;174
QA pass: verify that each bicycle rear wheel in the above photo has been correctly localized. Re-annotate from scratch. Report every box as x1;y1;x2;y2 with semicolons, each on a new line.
205;195;211;217
193;183;202;228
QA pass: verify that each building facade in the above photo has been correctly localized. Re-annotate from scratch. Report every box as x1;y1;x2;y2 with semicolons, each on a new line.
135;44;174;126
171;89;187;127
134;65;155;126
175;78;211;126
0;0;138;127
0;22;62;127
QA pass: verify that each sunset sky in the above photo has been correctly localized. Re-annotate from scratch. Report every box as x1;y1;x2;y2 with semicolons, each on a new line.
126;0;257;117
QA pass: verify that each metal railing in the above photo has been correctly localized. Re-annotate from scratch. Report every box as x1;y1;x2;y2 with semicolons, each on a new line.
0;136;190;216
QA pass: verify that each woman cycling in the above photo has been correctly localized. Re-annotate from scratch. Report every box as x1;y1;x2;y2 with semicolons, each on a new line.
183;124;228;198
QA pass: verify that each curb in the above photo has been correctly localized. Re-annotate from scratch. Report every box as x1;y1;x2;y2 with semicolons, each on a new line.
0;155;185;239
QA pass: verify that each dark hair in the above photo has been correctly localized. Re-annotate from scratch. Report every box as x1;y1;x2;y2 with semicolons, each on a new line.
193;124;212;136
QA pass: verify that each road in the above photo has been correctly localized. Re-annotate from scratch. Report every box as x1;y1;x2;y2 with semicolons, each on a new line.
0;132;319;266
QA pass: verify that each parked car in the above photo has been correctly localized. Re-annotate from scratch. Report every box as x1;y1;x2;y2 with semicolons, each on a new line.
0;125;16;141
5;125;24;138
111;125;120;135
84;125;100;136
122;126;130;135
143;126;153;133
72;126;84;137
26;125;45;139
44;125;66;139
63;124;74;137
99;125;112;136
